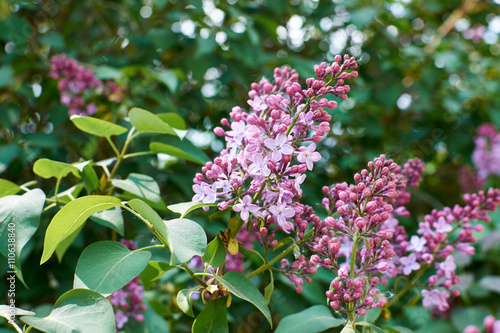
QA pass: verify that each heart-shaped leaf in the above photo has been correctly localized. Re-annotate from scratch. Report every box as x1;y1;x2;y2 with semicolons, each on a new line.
41;196;121;264
164;218;207;264
192;296;228;333
74;241;151;295
21;289;116;333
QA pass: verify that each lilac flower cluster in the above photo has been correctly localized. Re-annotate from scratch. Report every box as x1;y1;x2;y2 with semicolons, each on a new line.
309;155;423;315
192;55;358;237
110;240;147;330
472;123;500;180
50;54;122;116
464;315;500;333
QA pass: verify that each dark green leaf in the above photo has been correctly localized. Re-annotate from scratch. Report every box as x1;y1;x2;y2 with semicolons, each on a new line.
165;218;207;264
275;305;345;333
74;241;151;294
21;289;116;333
192;296;228;333
112;173;164;207
213;271;272;327
140;261;174;290
90;206;125;236
177;289;195;317
150;141;209;165
201;236;226;267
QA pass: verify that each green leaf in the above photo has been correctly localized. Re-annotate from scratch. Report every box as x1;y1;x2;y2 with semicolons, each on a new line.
74;241;151;294
0;305;35;320
264;270;274;304
213;271;272;327
0;66;13;88
41;196;121;264
157;113;186;130
0;179;21;198
274;305;345;333
167;201;217;218
150;142;208;165
129;107;177;136
21;289;116;333
140;261;174;290
369;324;387;333
201;236;226;268
177;289;195;317
55;223;85;262
80;163;99;194
358;307;382;324
70;115;127;137
125;199;169;244
479;275;500;293
96;66;123;80
112;173;164;207
90;206;125;236
33;159;80;180
165;218;207;264
157;70;179;93
192;296;228;333
0;189;45;284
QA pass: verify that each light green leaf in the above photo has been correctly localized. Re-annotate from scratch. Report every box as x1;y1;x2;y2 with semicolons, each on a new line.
140;261;174;290
74;241;151;294
157;70;179;93
0;305;35;320
167;201;217;218
213;271;272;327
177;289;195;317
129;107;177;136
80;163;99;194
70;115;127;137
192;296;228;333
150;140;209;165
275;305;345;333
96;66;122;80
55;223;85;262
0;179;21;198
369;324;387;333
479;276;500;293
21;289;116;333
157;113;186;130
112;173;163;207
201;236;226;268
41;196;121;264
90;206;125;236
125;199;169;243
165;218;207;264
0;189;45;284
264;270;274;305
33;159;80;180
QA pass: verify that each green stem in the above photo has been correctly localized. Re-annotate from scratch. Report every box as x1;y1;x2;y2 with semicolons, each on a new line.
105;136;121;158
252;182;266;204
136;244;166;252
54;177;62;204
120;203;170;249
385;264;430;308
42;203;57;213
19;180;37;192
7;320;23;333
182;263;208;288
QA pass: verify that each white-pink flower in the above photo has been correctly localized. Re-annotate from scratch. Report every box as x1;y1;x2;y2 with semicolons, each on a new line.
247;96;268;112
408;235;426;252
433;217;453;233
248;154;271;177
233;195;259;221
269;203;295;232
264;133;294;161
421;289;449;311
226;120;248;143
399;253;420;275
297;143;321;170
439;255;456;279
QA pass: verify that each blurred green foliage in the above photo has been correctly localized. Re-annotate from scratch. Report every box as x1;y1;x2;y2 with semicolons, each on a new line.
1;0;500;332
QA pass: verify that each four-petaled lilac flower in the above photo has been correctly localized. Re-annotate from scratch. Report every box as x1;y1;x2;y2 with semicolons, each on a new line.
433;217;453;233
421;289;449;311
115;309;129;329
439;256;456;279
192;183;206;202
399;253;420;275
297;143;322;170
233;195;260;221
247;96;268;112
248;154;271;177
226;120;248;143
203;183;218;204
408;235;426;252
269;203;295;232
265;133;294;161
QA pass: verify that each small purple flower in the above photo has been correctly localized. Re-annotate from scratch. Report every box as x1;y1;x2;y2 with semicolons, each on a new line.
297;143;321;170
233;195;259;221
433;217;453;233
265;133;294;161
248;154;271;177
115;309;129;329
269;203;295;232
203;183;218;204
226;120;248;143
421;289;449;311
399;253;420;275
247;96;268;112
192;183;206;202
439;256;456;279
408;235;426;252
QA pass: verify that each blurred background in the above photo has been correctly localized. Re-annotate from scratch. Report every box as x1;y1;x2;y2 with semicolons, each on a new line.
1;0;500;332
